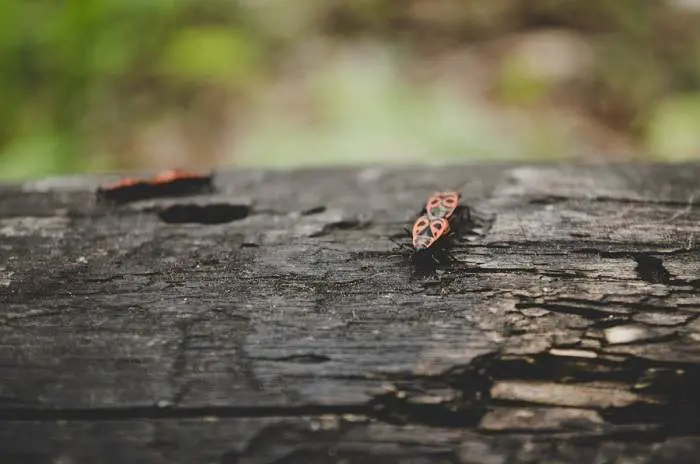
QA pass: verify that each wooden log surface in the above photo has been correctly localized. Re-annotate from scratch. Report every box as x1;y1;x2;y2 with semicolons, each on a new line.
2;164;700;463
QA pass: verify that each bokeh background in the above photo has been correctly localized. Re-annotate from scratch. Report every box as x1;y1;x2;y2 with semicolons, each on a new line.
3;0;700;180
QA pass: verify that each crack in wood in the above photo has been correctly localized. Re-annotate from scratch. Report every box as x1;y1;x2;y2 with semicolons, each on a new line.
6;348;698;440
4;165;700;462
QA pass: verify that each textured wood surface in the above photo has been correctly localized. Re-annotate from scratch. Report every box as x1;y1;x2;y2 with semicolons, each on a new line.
2;164;700;463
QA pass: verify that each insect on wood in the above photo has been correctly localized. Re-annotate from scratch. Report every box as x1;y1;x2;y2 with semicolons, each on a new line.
96;169;214;203
424;191;461;220
400;191;472;268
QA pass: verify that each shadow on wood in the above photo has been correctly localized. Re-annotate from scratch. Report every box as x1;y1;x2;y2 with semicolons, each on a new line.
2;164;700;463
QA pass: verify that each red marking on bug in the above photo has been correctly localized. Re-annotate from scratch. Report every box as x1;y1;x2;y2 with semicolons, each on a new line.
394;190;473;268
101;177;142;190
151;169;204;184
411;215;451;250
97;168;213;203
425;191;461;220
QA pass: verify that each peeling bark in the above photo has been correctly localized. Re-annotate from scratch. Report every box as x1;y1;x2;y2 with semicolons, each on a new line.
2;164;700;463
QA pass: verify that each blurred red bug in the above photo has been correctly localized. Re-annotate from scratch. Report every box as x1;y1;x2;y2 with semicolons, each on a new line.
97;168;213;203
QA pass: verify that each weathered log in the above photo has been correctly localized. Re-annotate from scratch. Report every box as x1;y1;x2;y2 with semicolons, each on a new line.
1;164;700;463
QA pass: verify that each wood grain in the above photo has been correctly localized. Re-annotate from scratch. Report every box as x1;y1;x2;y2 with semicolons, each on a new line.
2;164;700;463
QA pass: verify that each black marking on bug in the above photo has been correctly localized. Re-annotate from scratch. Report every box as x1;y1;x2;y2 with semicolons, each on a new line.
97;174;214;204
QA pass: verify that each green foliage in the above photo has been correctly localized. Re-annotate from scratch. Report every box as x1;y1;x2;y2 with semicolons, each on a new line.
234;49;520;166
158;27;261;88
647;93;700;161
495;54;550;106
3;0;700;179
0;0;183;179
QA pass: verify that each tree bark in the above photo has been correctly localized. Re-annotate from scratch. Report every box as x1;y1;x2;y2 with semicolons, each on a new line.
2;164;700;463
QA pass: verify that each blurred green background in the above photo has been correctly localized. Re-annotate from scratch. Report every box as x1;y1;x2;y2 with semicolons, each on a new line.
3;0;700;180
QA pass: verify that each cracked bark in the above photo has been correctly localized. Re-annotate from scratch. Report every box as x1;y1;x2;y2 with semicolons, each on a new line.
2;164;700;463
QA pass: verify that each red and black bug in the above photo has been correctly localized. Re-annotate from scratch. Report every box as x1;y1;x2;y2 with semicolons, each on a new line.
408;213;460;267
389;191;472;269
97;169;213;203
424;191;461;220
412;215;451;250
150;169;208;184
